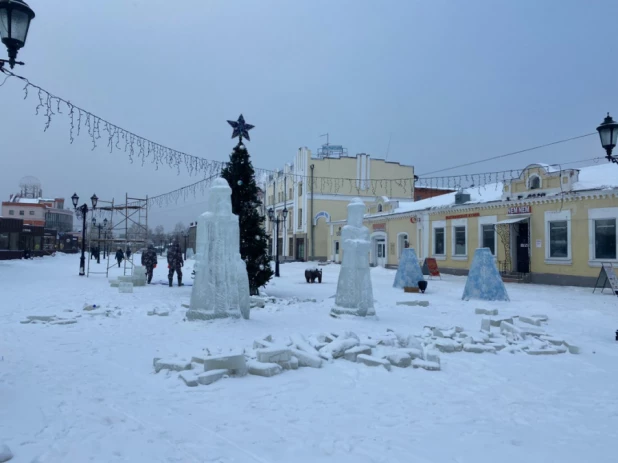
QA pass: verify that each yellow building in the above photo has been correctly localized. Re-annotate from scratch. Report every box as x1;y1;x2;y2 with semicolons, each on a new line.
263;145;415;261
327;163;618;287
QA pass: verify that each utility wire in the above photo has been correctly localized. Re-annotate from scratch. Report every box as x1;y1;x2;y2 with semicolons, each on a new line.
418;133;597;176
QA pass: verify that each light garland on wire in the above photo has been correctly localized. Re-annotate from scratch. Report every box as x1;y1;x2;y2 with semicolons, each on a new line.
0;68;603;203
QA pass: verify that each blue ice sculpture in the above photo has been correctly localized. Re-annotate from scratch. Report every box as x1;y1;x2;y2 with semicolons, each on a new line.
462;248;510;301
393;248;425;289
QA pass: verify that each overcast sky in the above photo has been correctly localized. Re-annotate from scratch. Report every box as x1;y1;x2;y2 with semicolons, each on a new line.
1;0;617;230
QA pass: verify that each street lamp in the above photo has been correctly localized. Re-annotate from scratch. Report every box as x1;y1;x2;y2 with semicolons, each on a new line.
183;228;190;260
72;193;98;276
102;217;108;259
0;0;35;70
92;217;107;264
267;206;288;277
597;113;618;164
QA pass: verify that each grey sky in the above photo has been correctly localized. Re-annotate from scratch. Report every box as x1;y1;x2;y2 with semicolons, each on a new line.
1;0;617;230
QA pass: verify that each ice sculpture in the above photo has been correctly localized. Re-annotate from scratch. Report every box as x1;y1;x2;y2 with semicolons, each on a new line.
462;248;510;301
187;178;251;320
331;198;375;317
393;248;425;289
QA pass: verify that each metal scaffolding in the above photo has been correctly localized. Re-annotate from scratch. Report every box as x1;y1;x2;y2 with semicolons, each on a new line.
87;194;149;277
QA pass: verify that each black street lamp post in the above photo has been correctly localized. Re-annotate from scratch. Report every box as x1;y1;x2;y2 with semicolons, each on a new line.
596;113;618;164
92;217;107;264
72;193;98;276
267;206;288;277
183;230;189;260
0;0;36;70
102;218;108;259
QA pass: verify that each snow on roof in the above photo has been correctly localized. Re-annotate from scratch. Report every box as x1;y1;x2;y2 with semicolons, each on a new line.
572;163;618;191
532;163;561;174
16;198;40;204
366;183;504;218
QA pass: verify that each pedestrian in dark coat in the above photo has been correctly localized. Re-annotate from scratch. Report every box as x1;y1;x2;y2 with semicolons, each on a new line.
126;246;132;260
115;248;124;267
141;244;158;284
166;241;184;287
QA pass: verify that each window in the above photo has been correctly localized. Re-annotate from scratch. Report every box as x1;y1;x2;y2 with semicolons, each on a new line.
0;233;8;250
482;225;495;254
588;208;618;264
19;210;24;216
29;211;35;216
298;183;303;196
377;204;383;212
289;188;293;199
432;220;446;258
288;211;293;229
528;175;541;190
549;222;568;257
434;228;445;254
454;227;466;255
298;208;303;228
8;210;14;216
544;209;571;263
478;216;497;256
450;218;468;258
594;219;616;259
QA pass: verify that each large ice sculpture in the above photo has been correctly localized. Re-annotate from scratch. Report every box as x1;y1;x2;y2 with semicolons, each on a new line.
187;178;251;321
393;248;425;289
331;198;375;317
462;248;510;301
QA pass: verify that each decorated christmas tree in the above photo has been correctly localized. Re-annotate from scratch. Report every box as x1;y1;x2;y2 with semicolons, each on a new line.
220;114;273;295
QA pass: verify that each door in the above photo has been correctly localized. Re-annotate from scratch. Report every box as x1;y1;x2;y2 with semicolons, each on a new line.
516;221;530;273
417;228;423;260
334;240;340;263
296;238;305;261
376;240;386;267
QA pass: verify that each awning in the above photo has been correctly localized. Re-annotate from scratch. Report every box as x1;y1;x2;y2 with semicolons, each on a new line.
495;216;530;225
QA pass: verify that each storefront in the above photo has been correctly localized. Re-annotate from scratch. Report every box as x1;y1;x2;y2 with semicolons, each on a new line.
20;225;45;255
43;228;58;253
57;232;79;253
0;217;23;260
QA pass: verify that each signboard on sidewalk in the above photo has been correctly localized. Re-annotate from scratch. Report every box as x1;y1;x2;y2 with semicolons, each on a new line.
593;263;618;296
422;257;441;279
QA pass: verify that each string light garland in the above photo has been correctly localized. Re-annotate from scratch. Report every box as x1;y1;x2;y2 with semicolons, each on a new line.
0;68;603;201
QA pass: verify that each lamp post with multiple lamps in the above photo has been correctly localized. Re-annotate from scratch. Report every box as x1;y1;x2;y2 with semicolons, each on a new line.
596;113;618;164
71;193;98;276
267;207;288;277
0;0;36;70
91;217;108;264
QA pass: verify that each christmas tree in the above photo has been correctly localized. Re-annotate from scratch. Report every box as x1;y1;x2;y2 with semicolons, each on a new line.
220;114;273;295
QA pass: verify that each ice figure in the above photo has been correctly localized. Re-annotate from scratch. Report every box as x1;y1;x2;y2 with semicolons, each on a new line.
187;178;251;321
462;248;510;301
331;198;375;317
393;248;425;289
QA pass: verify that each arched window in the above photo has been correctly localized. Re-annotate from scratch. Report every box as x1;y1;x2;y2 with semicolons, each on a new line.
528;175;541;190
377;204;383;212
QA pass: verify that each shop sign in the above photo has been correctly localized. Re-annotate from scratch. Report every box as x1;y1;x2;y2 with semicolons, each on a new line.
445;212;480;220
372;223;386;231
409;216;422;223
507;205;532;215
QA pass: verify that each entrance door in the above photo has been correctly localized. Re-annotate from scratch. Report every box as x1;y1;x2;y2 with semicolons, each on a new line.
417;228;423;260
334;240;340;263
296;238;305;261
516;221;530;273
376;240;386;267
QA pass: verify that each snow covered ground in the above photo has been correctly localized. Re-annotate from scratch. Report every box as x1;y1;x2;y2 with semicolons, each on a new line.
1;254;617;463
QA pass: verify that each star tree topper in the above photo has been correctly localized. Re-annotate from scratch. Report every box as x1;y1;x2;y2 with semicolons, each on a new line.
227;114;255;142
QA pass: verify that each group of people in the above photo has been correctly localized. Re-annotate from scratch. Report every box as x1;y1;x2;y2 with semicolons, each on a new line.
139;241;184;287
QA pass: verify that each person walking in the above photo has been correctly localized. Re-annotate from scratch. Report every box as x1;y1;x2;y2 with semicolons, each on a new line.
166;241;184;287
141;243;158;284
115;248;124;267
126;246;132;260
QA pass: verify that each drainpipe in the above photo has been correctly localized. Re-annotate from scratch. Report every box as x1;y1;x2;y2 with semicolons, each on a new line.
310;164;315;261
283;174;287;258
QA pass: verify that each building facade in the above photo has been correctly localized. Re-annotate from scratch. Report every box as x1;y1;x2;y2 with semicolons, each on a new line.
1;196;73;232
262;145;416;261
327;163;618;287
